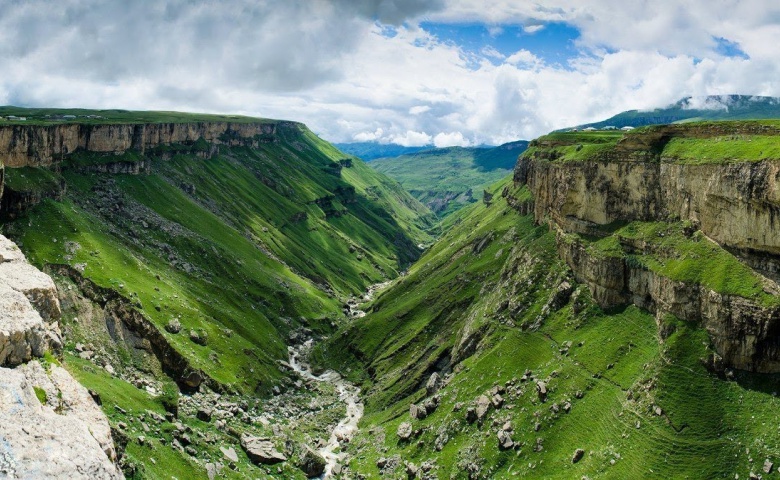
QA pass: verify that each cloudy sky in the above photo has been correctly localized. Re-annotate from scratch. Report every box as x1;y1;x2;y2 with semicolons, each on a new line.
2;1;780;146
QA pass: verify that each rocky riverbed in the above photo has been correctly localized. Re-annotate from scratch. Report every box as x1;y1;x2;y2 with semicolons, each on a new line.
288;340;363;478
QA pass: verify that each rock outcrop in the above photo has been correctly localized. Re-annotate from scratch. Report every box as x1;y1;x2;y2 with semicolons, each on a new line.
0;236;62;365
0;234;122;478
0;121;297;168
516;123;780;372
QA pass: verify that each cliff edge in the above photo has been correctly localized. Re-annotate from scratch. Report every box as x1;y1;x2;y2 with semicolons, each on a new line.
516;122;780;372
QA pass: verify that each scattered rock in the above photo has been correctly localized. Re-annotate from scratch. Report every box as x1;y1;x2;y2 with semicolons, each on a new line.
534;437;544;452
240;434;286;465
410;403;426;420
397;422;413;440
426;372;442;395
491;394;504;409
572;448;585;463
497;430;514;450
189;329;208;346
764;459;774;474
297;446;326;478
466;407;478;424
197;407;213;422
220;446;238;463
165;319;182;334
405;461;419;478
475;395;491;421
423;396;440;415
536;381;547;401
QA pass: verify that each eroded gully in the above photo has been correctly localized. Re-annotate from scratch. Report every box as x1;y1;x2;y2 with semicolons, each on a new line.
287;280;391;478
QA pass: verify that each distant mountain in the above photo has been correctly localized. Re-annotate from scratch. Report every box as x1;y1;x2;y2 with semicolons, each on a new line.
334;142;433;161
571;95;780;131
369;140;528;218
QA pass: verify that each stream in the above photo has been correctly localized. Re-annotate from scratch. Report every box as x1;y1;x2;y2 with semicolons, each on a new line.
286;280;391;478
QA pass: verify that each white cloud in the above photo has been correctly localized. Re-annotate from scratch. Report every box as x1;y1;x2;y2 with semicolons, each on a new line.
434;131;471;147
390;130;433;146
409;105;431;115
523;24;545;34
506;49;540;67
2;1;780;147
353;127;385;141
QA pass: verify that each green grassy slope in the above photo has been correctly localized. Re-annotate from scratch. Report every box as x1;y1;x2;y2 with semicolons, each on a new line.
3;121;434;393
320;177;780;479
0;117;437;479
370;141;528;218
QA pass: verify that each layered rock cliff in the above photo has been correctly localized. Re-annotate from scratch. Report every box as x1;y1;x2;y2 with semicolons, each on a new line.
0;120;293;168
516;122;780;372
0;234;122;478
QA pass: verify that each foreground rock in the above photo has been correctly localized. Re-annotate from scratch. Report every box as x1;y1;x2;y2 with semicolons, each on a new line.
0;361;122;479
0;237;62;366
0;234;120;479
298;446;326;478
240;433;287;465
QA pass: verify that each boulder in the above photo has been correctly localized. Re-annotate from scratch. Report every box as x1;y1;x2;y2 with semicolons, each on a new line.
0;236;61;322
397;422;413;440
466;406;477;424
764;459;774;474
240;434;287;465
220;446;238;463
297;446;326;478
197;407;213;422
536;381;547;401
410;403;426;420
475;395;491;421
0;361;122;479
425;372;442;395
497;430;514;450
165;319;182;334
572;448;585;463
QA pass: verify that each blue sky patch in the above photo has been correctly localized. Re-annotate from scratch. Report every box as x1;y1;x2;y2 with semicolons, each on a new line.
713;36;749;59
419;21;581;67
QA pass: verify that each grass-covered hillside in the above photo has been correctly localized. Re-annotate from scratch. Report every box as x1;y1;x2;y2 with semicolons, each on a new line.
320;177;780;479
0;117;436;478
528;120;780;165
370;141;528;218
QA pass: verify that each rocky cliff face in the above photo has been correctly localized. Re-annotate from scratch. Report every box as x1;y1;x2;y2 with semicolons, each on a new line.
0;121;292;168
517;123;780;372
0;235;122;478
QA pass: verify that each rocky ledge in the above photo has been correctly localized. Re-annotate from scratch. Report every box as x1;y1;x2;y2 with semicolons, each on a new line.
516;123;780;373
0;234;123;479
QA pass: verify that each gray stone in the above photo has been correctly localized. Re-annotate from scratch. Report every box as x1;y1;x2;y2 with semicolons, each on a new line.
220;446;238;463
297;446;326;478
165;319;182;334
497;430;514;450
475;395;491;421
0;361;122;479
764;459;774;474
397;421;413;440
240;434;287;465
425;372;442;395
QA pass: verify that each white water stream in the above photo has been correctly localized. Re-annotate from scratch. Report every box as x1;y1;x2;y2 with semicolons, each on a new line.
288;341;363;478
286;280;391;478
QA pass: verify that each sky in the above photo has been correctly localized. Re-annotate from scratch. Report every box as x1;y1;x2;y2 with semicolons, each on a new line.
2;1;780;146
